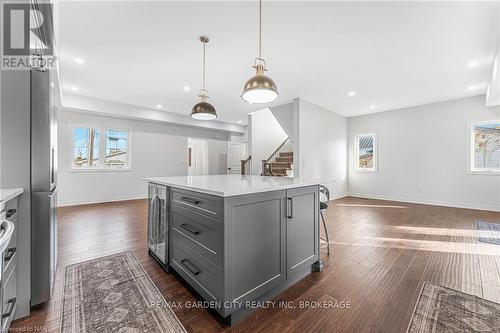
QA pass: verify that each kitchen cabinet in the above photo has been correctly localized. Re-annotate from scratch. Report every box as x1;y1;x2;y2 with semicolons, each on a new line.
0;191;21;330
146;175;321;325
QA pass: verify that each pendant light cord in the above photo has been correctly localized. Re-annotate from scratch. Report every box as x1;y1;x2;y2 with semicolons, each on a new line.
202;40;206;91
258;0;262;60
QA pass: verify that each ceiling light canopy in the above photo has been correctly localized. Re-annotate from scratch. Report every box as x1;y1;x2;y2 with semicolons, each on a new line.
241;0;278;104
191;36;217;121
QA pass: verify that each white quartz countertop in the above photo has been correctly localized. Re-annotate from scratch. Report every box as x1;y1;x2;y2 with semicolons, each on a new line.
0;188;23;203
144;175;322;197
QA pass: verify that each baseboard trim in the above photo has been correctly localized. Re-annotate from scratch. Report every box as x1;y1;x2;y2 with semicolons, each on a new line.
58;195;147;207
346;192;500;212
330;193;349;200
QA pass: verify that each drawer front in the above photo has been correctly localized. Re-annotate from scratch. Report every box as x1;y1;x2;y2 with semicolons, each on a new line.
170;236;222;301
171;204;223;267
3;219;17;275
2;261;17;330
3;198;18;222
171;189;223;220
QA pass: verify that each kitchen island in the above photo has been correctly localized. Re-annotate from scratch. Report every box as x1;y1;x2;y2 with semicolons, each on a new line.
144;175;322;324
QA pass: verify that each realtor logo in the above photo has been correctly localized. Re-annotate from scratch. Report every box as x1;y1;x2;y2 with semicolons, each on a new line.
2;2;55;69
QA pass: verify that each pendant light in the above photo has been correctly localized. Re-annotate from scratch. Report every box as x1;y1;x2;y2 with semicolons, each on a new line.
241;0;278;104
191;36;217;120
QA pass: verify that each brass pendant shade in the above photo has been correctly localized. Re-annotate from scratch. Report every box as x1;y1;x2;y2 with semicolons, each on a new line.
191;100;217;120
241;0;278;104
191;36;218;120
241;62;278;104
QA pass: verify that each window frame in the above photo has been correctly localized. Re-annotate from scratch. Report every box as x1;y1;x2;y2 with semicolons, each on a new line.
354;132;377;173
468;120;500;175
69;125;132;172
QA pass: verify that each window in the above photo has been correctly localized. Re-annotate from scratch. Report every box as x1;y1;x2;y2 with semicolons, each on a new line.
72;126;130;170
105;129;128;168
354;133;377;172
73;128;100;168
470;120;500;173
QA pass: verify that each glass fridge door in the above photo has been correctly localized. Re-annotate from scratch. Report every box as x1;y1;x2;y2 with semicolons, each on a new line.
154;185;168;264
147;184;157;253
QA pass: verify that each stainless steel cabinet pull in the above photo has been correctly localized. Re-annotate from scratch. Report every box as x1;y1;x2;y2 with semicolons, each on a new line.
180;197;200;205
152;195;160;243
5;209;16;218
287;197;293;218
180;259;200;276
180;224;200;235
2;298;16;319
4;247;16;261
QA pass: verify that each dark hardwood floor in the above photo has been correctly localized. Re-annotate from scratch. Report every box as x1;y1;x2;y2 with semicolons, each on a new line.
11;196;500;332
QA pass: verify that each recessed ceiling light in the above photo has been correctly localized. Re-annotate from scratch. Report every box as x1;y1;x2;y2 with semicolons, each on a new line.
70;86;79;91
156;104;163;108
468;85;476;90
184;86;191;92
468;60;478;68
237;120;243;124
74;57;85;64
370;105;376;109
50;82;54;88
347;91;357;97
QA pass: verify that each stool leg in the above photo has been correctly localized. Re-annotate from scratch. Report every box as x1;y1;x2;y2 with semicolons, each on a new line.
320;211;330;255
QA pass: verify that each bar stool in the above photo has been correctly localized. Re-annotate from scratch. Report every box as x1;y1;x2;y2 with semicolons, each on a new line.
319;185;330;255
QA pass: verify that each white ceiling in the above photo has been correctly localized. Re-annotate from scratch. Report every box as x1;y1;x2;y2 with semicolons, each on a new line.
56;1;500;124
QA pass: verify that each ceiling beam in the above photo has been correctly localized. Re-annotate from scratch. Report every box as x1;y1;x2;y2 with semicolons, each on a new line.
61;93;246;135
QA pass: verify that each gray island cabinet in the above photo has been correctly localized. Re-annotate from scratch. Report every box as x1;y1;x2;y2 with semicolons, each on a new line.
145;175;322;324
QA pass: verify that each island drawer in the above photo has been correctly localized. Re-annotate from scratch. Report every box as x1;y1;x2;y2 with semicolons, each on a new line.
3;218;17;276
1;198;18;222
170;236;222;302
2;261;17;330
171;204;223;267
171;189;223;220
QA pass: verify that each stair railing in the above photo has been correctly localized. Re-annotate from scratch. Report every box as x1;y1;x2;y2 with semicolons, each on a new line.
241;155;252;175
261;137;292;176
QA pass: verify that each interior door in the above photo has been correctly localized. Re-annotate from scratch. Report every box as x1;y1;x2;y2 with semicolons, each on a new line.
187;143;198;176
227;143;245;174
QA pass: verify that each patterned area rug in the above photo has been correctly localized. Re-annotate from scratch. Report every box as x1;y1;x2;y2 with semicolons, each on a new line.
477;221;500;245
61;251;186;333
407;282;500;333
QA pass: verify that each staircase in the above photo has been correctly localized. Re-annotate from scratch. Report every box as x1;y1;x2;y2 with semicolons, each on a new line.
261;137;294;177
269;152;293;176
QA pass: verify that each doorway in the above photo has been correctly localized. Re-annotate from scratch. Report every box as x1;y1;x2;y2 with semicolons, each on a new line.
187;138;208;176
227;142;247;174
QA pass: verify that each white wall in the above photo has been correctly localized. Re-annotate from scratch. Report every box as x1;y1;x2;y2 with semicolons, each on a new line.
248;108;288;175
58;109;229;206
297;99;348;198
348;96;500;211
270;102;294;139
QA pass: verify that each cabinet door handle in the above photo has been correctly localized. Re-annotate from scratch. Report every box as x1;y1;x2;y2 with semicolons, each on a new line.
180;223;200;235
5;209;16;219
2;298;16;319
180;197;200;205
287;197;293;218
180;259;200;276
152;195;160;243
4;247;16;261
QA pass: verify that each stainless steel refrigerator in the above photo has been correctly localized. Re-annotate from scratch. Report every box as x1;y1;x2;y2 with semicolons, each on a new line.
30;68;57;306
